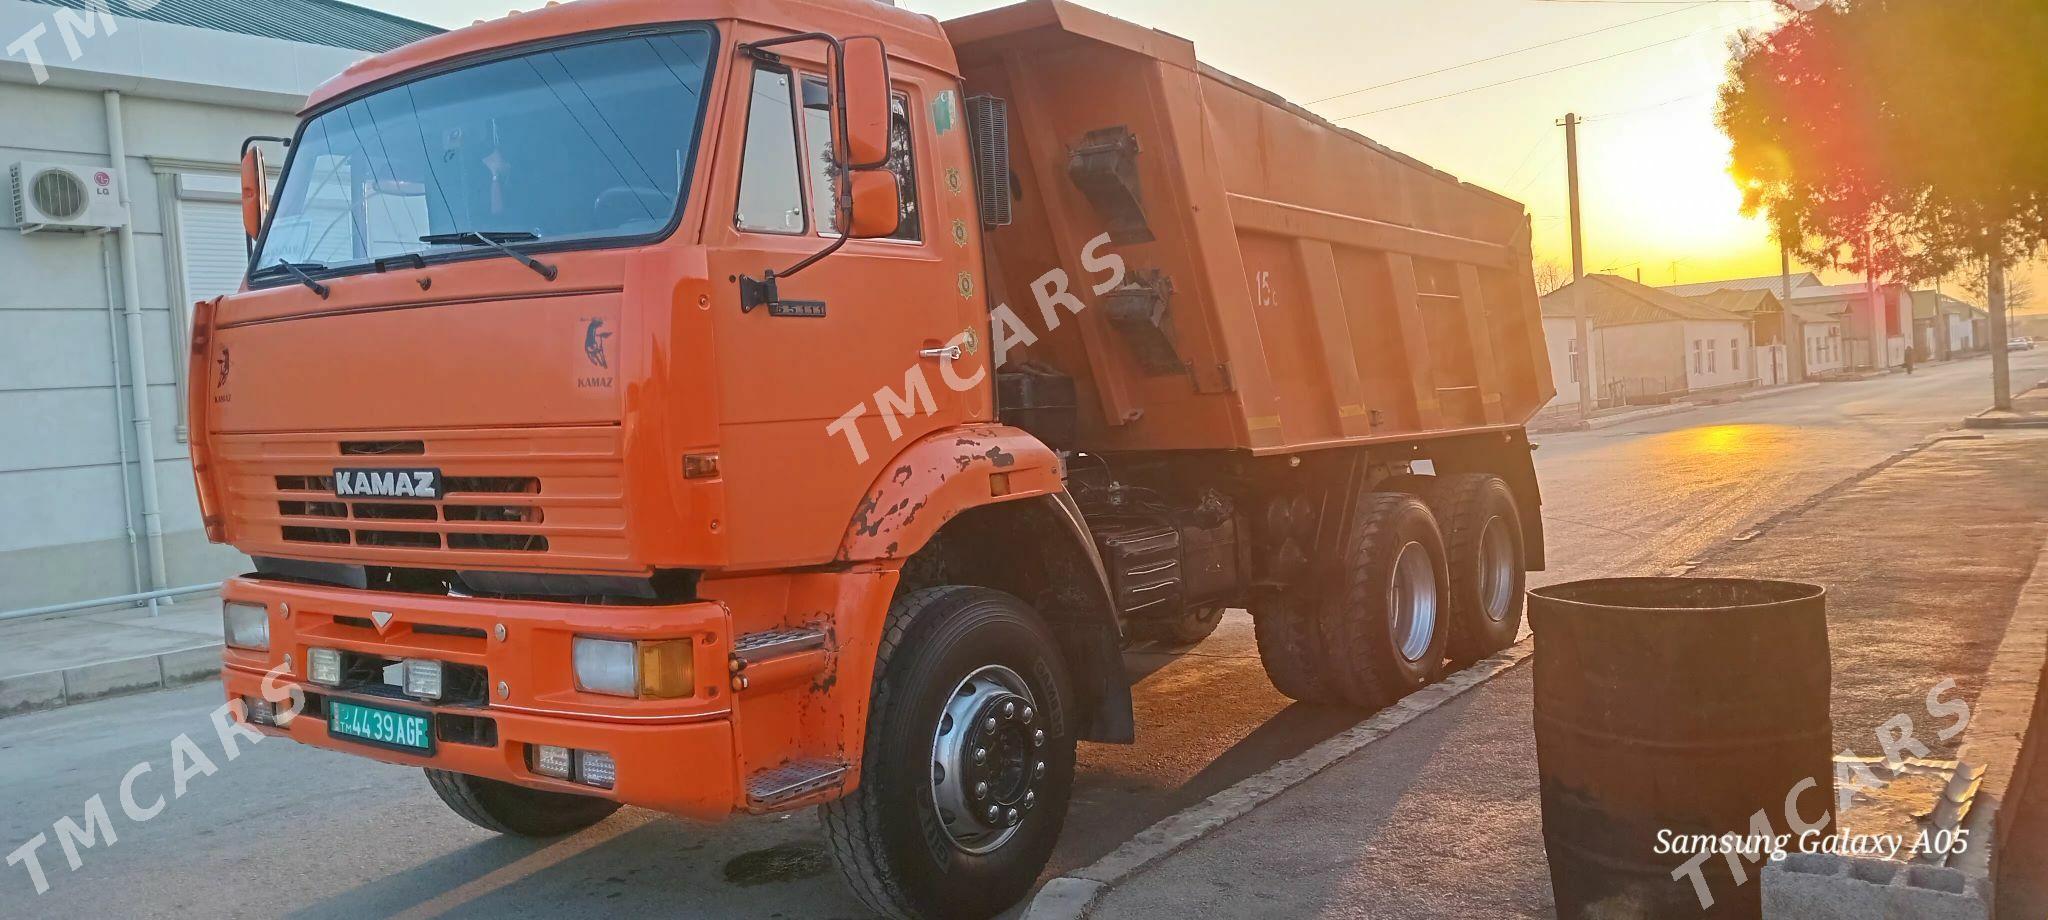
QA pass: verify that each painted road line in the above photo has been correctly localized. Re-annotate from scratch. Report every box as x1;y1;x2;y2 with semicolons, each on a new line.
1022;639;1537;920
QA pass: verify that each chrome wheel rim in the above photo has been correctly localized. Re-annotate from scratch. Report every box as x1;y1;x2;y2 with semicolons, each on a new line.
1479;517;1517;623
930;665;1044;854
1390;541;1440;662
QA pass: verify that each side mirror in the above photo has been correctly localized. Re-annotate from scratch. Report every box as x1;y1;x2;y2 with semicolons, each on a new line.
839;36;891;170
845;171;900;239
239;146;268;241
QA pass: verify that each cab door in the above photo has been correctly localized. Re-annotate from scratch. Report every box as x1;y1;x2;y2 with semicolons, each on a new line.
705;34;989;568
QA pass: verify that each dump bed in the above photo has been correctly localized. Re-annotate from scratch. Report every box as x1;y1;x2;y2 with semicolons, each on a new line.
946;0;1555;454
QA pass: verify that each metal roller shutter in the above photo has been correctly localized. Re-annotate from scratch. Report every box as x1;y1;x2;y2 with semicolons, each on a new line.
177;199;249;306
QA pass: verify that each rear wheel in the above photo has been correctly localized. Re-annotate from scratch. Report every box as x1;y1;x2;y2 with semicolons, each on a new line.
1422;474;1527;663
821;586;1077;920
424;769;620;837
1315;492;1452;707
1126;605;1224;645
1255;590;1339;703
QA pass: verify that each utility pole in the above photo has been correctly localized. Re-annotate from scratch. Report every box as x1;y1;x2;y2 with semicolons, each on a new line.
1562;112;1592;419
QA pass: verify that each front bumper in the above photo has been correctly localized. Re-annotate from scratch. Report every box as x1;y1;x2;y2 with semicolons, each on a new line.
219;575;740;821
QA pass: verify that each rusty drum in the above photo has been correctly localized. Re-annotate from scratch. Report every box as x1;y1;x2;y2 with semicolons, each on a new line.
1529;578;1832;919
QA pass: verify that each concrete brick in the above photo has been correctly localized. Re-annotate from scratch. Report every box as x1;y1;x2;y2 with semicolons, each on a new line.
0;670;65;716
158;645;225;686
60;655;162;703
1762;854;1987;920
1764;853;1888;919
1888;865;1983;920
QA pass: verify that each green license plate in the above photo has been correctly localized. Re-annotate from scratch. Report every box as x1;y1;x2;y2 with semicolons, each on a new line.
328;700;434;754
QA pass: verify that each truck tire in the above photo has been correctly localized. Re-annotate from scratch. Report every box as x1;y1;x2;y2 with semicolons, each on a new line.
1316;492;1451;707
423;769;620;837
1126;605;1224;645
1254;591;1341;703
821;586;1077;920
1418;474;1526;663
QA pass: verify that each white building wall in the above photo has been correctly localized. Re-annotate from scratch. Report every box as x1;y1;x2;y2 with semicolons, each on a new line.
1949;313;1977;352
0;5;367;610
1802;320;1846;376
1541;316;1596;410
1681;320;1754;391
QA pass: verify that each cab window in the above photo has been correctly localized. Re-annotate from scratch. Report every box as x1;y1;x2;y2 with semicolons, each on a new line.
801;76;921;242
735;65;805;234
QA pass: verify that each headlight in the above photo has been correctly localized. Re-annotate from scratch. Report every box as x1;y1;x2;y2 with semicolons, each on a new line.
403;660;443;700
223;601;270;651
573;637;694;699
531;744;572;779
308;647;342;686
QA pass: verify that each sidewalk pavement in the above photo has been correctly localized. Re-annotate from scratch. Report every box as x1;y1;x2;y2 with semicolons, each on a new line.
1048;425;2048;919
0;594;224;717
1965;383;2048;429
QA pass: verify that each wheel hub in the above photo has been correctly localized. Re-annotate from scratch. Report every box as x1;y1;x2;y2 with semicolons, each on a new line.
1479;517;1516;623
931;666;1046;853
1389;540;1441;662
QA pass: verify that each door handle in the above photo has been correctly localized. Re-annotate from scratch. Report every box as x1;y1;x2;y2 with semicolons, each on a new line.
920;345;964;361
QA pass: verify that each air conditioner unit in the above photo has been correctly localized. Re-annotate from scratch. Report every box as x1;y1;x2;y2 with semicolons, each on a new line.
11;161;129;234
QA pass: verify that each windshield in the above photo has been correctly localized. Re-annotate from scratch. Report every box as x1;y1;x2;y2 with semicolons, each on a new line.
255;28;714;276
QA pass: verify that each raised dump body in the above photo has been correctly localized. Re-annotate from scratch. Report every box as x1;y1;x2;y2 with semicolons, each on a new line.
947;0;1554;454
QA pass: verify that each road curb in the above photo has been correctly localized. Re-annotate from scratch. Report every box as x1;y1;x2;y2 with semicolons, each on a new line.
1023;640;1537;920
0;644;222;718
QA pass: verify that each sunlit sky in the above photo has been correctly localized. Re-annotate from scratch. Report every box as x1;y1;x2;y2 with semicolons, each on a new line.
356;0;2041;303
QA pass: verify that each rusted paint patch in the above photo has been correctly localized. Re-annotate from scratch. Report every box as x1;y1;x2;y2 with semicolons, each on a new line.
891;464;914;485
984;446;1017;468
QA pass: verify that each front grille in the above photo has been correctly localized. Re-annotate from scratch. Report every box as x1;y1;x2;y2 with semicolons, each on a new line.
217;427;628;568
276;475;548;553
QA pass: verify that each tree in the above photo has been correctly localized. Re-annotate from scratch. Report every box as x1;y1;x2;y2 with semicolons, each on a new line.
1956;262;2034;315
1719;0;2048;407
1533;259;1570;296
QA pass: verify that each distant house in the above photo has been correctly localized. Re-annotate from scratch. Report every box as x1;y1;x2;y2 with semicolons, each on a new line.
1664;272;1910;372
1689;289;1793;386
1910;290;1984;359
1683;287;1848;381
1541;275;1755;406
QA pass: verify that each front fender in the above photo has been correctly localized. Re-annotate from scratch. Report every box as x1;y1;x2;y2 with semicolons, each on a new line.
837;424;1064;562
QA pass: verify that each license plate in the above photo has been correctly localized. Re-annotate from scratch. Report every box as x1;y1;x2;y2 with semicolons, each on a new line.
328;700;434;754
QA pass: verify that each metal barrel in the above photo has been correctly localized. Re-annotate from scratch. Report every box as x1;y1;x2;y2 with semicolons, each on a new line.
1529;578;1833;920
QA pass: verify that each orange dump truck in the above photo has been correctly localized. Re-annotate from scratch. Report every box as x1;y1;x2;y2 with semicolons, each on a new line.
196;0;1553;915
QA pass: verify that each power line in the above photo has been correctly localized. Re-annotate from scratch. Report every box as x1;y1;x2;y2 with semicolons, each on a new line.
1584;90;1715;121
1334;13;1772;120
1306;3;1709;106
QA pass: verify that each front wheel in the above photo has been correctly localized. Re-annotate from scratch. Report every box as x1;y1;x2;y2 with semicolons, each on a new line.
424;769;620;837
822;586;1078;920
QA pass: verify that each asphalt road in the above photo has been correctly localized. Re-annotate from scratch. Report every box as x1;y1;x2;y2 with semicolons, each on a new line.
2;352;2042;919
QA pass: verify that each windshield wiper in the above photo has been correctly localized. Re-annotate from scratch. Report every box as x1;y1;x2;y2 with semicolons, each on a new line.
268;260;331;299
419;231;558;281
